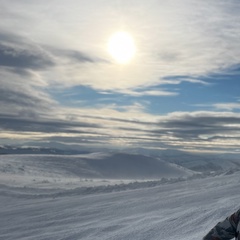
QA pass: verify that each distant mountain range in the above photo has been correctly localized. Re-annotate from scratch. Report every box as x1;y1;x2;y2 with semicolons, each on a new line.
0;151;195;182
1;145;240;175
0;145;88;155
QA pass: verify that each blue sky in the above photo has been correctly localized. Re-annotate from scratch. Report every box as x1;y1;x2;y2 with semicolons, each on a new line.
51;74;240;114
0;0;240;153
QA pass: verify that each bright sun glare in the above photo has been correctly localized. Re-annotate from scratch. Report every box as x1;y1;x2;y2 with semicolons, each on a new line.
108;31;136;64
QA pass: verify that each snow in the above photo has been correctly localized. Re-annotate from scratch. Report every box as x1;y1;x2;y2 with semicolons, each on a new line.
0;153;195;188
0;153;240;240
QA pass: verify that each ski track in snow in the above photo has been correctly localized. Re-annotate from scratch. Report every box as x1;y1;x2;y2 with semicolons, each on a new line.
0;154;240;240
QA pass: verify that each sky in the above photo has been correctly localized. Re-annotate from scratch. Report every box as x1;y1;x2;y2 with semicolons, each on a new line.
0;0;240;154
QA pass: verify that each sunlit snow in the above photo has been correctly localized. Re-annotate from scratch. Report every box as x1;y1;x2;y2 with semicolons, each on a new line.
0;152;239;240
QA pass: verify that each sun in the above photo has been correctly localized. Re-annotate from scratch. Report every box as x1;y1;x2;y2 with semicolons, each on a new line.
108;31;136;64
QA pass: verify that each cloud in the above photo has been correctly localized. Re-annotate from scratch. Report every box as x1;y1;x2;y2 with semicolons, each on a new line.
58;49;106;63
161;76;210;86
0;32;55;71
0;88;50;110
0;43;54;70
213;103;240;111
45;45;107;65
0;1;240;153
0;0;239;93
152;112;240;141
0;113;100;134
0;86;57;121
1;91;240;152
118;89;178;97
0;65;56;128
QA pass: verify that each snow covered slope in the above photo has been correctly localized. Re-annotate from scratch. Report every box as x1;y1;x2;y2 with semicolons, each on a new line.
2;145;240;173
1;169;240;240
1;153;240;239
0;153;195;188
165;152;240;172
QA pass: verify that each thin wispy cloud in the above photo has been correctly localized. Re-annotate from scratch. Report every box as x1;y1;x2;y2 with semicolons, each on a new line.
213;103;240;111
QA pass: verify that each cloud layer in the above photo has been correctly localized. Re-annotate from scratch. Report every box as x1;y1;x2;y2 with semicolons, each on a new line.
1;0;239;91
0;0;240;153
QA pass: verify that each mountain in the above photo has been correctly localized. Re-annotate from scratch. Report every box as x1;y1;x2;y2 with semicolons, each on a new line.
0;145;88;155
1;144;240;175
123;147;240;173
80;152;194;179
0;152;194;185
158;150;240;172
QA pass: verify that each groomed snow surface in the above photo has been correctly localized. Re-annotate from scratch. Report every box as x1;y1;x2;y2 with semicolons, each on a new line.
0;153;240;240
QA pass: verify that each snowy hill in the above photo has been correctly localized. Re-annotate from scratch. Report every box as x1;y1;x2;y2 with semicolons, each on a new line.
82;152;194;179
127;147;240;173
1;166;240;240
1;152;240;239
0;153;195;188
162;151;240;172
2;145;240;174
1;148;240;190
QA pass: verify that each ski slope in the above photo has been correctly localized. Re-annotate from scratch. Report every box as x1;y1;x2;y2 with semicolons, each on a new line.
0;154;240;240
